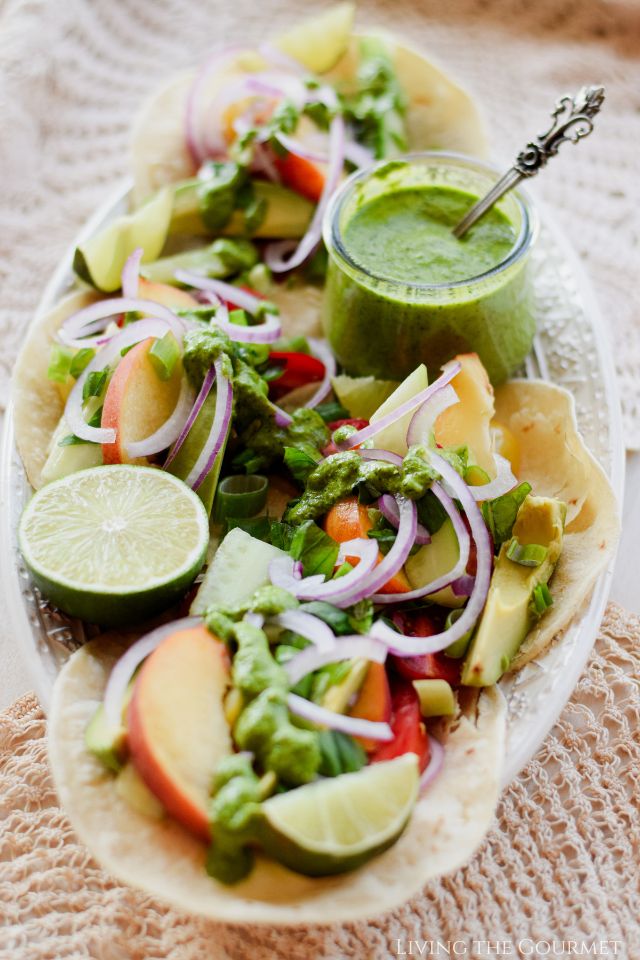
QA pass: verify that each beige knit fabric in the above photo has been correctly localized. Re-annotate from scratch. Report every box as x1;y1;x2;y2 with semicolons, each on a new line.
0;602;638;958
0;0;639;442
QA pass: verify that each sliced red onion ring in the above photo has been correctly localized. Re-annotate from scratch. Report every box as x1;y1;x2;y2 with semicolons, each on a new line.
344;495;417;601
468;454;517;501
305;337;335;409
275;131;374;171
60;296;184;349
274;610;335;651
287;693;392;742
358;448;404;467
451;574;475;597
273;403;293;427
378;493;430;545
121;247;143;299
65;318;175;444
336;362;462;451
264;111;344;273
406;384;459;447
251;141;282;183
284;635;388;686
344;139;375;169
164;366;216;469
245;612;265;628
103;616;201;729
420;735;445;793
269;537;378;608
274;132;327;164
126;373;196;460
185;45;249;164
245;71;308;108
186;357;233;490
174;271;282;343
372;482;469;604
371;452;492;654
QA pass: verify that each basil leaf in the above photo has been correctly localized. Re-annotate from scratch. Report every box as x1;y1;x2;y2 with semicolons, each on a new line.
482;482;532;547
290;520;339;579
314;400;350;423
283;444;322;485
416;489;449;534
82;369;108;401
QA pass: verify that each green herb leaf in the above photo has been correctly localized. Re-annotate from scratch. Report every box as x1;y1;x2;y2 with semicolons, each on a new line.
290;520;339;579
283;444;322;485
224;516;272;542
58;406;103;446
482;482;532;547
530;582;553;618
69;347;96;379
314;400;350;423
416;490;448;534
47;344;73;383
82;370;108;401
269;521;296;552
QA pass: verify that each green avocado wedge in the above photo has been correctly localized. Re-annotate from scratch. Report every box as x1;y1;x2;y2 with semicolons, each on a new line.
461;495;566;686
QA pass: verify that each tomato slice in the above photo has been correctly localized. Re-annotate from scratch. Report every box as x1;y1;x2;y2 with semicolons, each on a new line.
371;679;430;772
389;610;461;685
273;152;325;203
322;419;369;456
267;351;326;400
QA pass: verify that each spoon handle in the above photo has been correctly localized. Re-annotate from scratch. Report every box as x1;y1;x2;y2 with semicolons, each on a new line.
453;85;605;239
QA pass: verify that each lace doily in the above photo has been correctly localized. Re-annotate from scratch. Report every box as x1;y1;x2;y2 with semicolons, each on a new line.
0;602;638;958
0;0;638;442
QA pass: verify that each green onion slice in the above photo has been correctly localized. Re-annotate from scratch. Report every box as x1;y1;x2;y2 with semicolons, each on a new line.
443;607;475;658
214;474;268;521
506;537;548;568
149;332;180;381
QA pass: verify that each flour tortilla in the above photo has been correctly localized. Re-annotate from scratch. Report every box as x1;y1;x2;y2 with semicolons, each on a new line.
48;635;505;925
13;288;100;490
494;379;620;671
130;33;487;204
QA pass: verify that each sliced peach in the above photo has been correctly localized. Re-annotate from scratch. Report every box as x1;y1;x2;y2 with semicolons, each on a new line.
349;661;392;752
323;496;411;594
101;337;183;465
435;353;496;475
137;276;200;310
127;624;231;842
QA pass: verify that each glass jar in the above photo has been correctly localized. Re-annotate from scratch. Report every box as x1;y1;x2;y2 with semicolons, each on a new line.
321;152;539;384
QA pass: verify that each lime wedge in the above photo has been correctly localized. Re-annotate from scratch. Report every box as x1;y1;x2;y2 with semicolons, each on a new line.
275;3;355;74
331;374;400;420
259;754;419;876
19;465;209;627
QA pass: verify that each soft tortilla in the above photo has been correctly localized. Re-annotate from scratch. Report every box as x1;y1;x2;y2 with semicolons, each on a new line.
13;288;100;490
130;33;487;204
494;379;620;671
48;636;505;925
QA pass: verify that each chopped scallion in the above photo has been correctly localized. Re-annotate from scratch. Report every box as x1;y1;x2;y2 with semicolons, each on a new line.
506;537;548;567
148;332;180;381
213;474;268;521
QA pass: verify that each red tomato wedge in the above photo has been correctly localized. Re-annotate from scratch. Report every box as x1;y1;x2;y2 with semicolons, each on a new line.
371;678;430;773
389;610;461;685
267;351;326;400
273;152;325;203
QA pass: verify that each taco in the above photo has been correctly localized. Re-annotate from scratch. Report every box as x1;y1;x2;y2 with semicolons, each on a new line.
11;3;619;925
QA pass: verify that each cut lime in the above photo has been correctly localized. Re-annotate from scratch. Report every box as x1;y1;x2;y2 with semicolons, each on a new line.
19;465;209;627
331;374;400;420
275;2;355;74
259;753;419;876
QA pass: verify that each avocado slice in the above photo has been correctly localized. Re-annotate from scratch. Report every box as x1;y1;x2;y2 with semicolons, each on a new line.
115;762;164;819
141;238;258;286
169;179;314;239
74;186;174;292
413;679;456;717
461;496;566;687
85;703;127;774
321;658;370;713
165;390;230;516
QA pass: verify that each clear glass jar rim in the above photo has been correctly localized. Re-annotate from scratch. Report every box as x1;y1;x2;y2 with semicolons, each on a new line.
323;151;539;292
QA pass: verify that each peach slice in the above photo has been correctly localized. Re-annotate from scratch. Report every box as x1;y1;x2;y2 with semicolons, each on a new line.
349;662;392;752
101;337;183;465
127;624;231;842
137;276;200;310
434;353;496;476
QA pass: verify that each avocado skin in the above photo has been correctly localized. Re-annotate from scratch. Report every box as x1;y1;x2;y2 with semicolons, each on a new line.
461;496;566;687
85;704;127;774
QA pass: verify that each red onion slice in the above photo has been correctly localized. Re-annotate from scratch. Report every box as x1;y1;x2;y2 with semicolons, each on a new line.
272;403;293;427
304;337;335;409
164;366;216;468
336;362;462;451
121;247;143;299
269;537;379;607
451;574;475;597
274;610;335;651
103;616;201;729
186;357;233;490
264;110;345;273
344;139;375;169
284;635;388;686
372;482;469;604
420;735;445;793
185;45;250;164
60;297;184;351
406;384;459;447
468;454;517;501
126;374;196;460
371;452;492;655
175;271;282;343
65;318;176;444
378;493;430;545
244;612;265;628
357;449;404;467
274;132;328;164
287;693;392;742
341;495;416;602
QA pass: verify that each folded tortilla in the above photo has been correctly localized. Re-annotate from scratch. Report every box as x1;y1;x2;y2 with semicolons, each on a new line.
48;634;505;924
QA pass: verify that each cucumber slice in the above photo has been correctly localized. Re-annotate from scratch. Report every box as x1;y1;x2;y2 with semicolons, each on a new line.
73;186;173;293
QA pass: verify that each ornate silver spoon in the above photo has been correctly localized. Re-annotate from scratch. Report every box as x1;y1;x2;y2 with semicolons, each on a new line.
452;85;605;239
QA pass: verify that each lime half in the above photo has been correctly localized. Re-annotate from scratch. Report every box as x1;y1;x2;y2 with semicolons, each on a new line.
19;465;209;627
259;754;419;876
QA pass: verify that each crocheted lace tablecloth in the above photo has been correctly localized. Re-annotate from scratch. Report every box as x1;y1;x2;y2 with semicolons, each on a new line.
0;602;638;959
0;0;639;442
